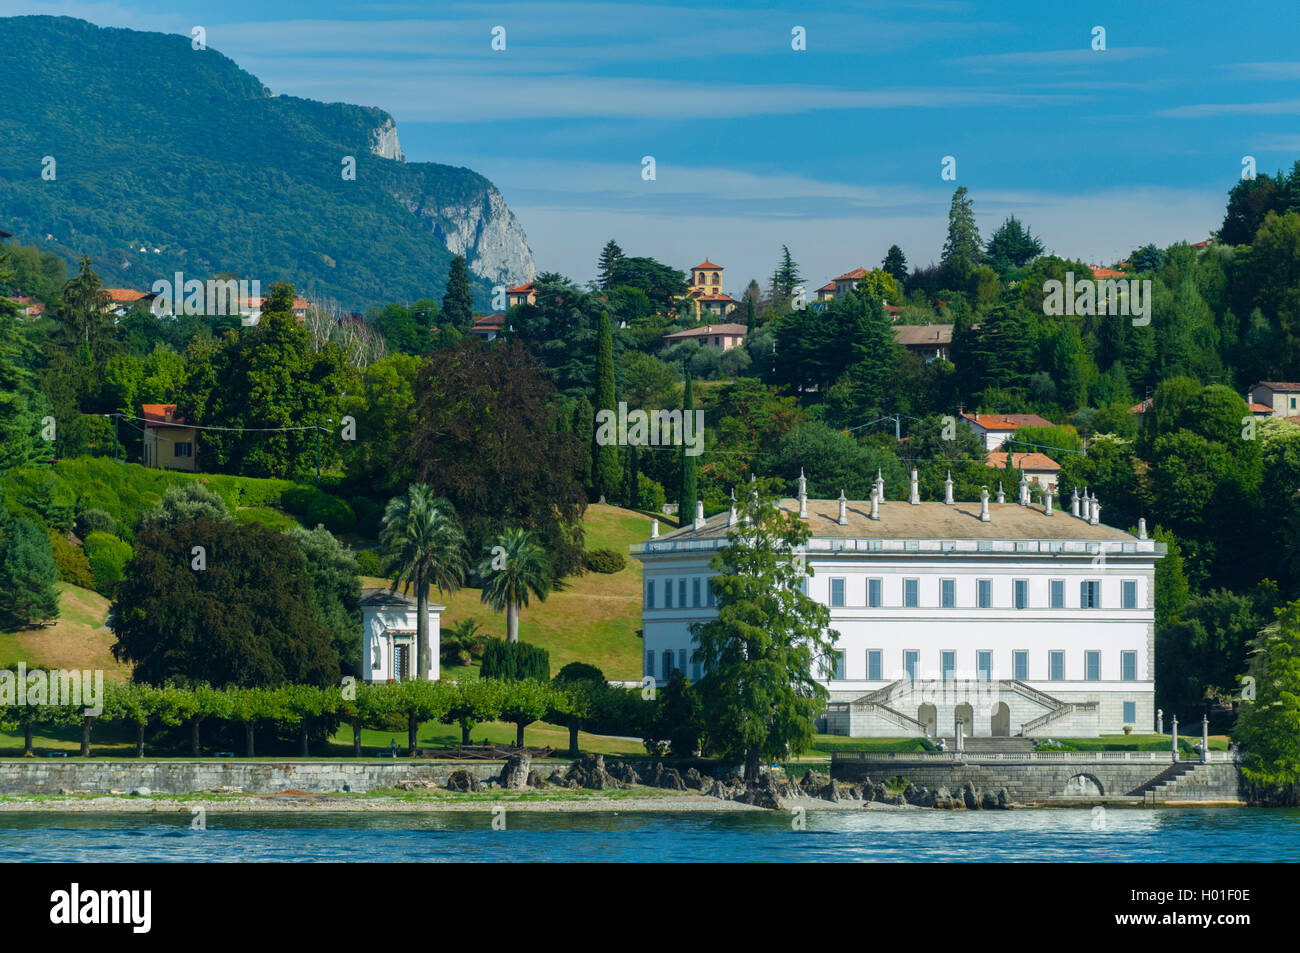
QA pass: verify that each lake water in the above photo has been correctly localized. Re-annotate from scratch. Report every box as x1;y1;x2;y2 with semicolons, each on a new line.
2;808;1297;862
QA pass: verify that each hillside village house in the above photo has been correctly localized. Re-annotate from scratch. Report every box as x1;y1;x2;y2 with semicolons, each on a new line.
103;288;156;317
471;312;508;340
961;412;1053;452
987;450;1061;491
360;588;443;682
1248;381;1300;420
893;323;952;360
681;260;739;320
141;403;198;471
661;322;748;351
239;295;309;324
633;472;1163;738
814;267;902;317
506;282;536;308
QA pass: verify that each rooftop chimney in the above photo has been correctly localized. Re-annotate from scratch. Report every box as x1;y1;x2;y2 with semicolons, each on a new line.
727;489;737;527
797;467;808;519
1071;487;1080;518
650;519;659;538
874;468;885;505
996;482;1005;504
694;499;706;530
1090;496;1101;526
870;488;880;520
980;486;991;522
837;489;848;526
944;471;954;505
1138;517;1147;540
909;468;920;505
1044;486;1054;516
1019;473;1030;506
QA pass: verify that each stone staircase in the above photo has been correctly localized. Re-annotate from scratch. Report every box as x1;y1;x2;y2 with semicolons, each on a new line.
1129;762;1243;802
938;736;1036;755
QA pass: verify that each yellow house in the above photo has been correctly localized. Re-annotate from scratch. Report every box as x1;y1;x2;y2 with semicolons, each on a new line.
142;404;198;471
679;260;738;321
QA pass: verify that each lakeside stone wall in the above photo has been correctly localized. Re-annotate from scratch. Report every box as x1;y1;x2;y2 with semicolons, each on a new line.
831;758;1242;801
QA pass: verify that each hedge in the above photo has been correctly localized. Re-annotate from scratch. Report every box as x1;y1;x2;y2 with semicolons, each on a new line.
583;548;625;574
83;532;134;598
480;639;550;682
48;531;95;589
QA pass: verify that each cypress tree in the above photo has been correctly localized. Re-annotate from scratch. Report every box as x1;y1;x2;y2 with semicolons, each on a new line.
623;441;640;510
592;312;620;501
572;396;594;493
678;373;698;523
441;255;474;334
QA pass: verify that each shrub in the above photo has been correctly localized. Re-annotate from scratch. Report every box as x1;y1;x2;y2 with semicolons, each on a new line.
637;474;666;513
583;548;625;574
307;494;355;534
280;486;316;515
83;531;134;598
354;549;385;577
234;507;299;531
554;662;606;685
350;496;383;538
48;531;95;589
480;638;550;682
74;508;118;539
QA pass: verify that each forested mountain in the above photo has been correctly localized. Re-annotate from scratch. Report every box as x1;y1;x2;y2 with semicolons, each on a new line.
0;15;534;310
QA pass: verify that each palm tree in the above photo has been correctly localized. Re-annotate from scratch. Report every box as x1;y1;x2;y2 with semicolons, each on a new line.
380;485;468;679
476;528;557;643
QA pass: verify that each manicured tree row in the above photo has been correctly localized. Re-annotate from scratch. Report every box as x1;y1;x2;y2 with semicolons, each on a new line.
0;678;653;758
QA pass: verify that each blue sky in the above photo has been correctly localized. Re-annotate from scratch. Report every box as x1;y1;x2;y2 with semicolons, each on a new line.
6;0;1300;293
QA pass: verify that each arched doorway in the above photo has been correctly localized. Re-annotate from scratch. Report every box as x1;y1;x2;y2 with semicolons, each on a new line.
954;702;974;739
918;704;937;737
991;702;1010;736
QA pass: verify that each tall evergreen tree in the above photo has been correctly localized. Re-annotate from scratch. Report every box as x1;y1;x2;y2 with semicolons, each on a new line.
882;245;908;285
678;373;698;522
572;395;595;493
770;245;801;299
940;186;983;286
441;255;474;334
623;440;640;509
0;517;59;627
592;311;620;501
985;215;1044;274
0;300;44;471
597;240;625;291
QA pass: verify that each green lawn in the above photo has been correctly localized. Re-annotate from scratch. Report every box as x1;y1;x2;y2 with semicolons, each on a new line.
372;503;652;679
0;583;131;678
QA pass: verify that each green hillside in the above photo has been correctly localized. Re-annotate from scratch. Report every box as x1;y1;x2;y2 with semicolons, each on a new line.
0;15;528;310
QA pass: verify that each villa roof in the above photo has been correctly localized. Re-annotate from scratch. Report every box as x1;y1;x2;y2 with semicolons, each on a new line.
960;412;1052;432
893;324;952;346
652;498;1134;544
691;260;722;271
506;282;534;294
662;322;748;340
104;288;151;303
832;267;869;281
141;403;186;426
1254;381;1300;392
986;451;1061;472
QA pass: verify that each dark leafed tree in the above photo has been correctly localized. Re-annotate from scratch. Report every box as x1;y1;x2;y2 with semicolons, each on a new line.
623;440;640;509
593;311;620;501
984;215;1044;274
411;337;587;575
940;186;983;286
691;478;837;780
770;245;801;299
287;525;363;678
111;516;340;687
0;299;45;470
53;255;113;365
882;245;908;286
597;239;625;291
441;254;474;333
678;372;698;522
607;257;688;314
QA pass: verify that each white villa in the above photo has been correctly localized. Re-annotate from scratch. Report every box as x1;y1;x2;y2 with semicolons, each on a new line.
631;471;1165;739
360;588;444;682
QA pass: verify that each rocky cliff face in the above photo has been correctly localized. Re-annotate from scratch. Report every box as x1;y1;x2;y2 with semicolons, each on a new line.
401;183;535;289
369;117;405;162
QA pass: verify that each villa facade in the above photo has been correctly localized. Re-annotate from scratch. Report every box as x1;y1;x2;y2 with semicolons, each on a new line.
631;473;1164;740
